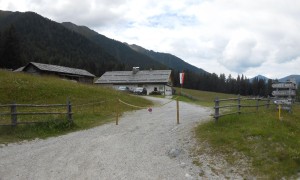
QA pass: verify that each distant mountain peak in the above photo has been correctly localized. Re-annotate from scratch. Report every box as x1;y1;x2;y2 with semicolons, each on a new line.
128;44;208;75
250;75;269;82
257;75;269;79
250;74;300;84
279;75;300;84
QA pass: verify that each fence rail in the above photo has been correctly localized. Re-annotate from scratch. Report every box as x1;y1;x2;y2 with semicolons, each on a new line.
0;100;72;126
0;104;66;108
213;95;271;122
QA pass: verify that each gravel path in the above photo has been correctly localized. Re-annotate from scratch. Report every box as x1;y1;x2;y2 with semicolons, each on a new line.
0;96;245;179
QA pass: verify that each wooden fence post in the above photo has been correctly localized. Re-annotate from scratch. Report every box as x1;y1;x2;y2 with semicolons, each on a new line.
214;97;219;123
267;96;270;109
176;98;179;124
116;99;119;125
278;104;282;120
93;100;95;113
67;99;72;123
256;98;259;111
237;94;241;114
11;102;17;126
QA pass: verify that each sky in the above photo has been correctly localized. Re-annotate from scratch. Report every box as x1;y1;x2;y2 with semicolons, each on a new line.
1;0;300;79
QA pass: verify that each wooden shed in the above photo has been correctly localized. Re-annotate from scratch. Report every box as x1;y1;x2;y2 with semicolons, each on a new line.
18;62;95;83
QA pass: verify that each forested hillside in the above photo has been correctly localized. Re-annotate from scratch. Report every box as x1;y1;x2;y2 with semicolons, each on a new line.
0;10;121;75
129;44;207;75
61;22;207;75
61;22;166;71
0;11;167;76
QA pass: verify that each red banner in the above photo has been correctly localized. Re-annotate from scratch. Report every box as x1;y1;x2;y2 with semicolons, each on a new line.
180;72;185;85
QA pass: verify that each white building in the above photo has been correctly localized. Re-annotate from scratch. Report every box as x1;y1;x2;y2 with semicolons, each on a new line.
95;67;173;95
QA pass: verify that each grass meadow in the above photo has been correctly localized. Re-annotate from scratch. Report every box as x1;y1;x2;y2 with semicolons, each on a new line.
0;70;152;144
175;87;300;178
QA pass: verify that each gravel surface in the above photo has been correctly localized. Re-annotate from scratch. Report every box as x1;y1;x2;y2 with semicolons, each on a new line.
0;96;248;179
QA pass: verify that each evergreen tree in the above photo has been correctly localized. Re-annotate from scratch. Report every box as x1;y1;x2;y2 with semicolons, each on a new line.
245;78;251;96
240;74;246;95
296;83;300;102
236;75;241;94
1;25;22;69
252;77;259;95
219;73;226;93
258;79;266;97
0;31;2;62
266;79;273;97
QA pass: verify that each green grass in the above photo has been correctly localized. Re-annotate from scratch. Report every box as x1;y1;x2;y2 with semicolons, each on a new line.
196;106;300;178
174;87;236;106
175;87;300;178
0;70;152;144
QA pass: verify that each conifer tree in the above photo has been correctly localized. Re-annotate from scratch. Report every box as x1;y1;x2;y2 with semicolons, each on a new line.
1;25;22;69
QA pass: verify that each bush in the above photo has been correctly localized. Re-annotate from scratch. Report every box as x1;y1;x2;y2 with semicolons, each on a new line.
149;91;162;95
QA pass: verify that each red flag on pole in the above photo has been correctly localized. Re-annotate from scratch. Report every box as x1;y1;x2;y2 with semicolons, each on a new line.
179;72;185;85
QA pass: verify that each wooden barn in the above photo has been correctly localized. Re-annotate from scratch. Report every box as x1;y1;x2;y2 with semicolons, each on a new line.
16;62;95;83
95;67;173;95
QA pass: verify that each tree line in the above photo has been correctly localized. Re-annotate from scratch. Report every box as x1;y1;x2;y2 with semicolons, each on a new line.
172;70;274;97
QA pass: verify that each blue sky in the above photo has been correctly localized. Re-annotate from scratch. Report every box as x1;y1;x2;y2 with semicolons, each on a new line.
1;0;300;79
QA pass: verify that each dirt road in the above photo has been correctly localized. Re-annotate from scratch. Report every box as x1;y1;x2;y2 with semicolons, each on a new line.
0;97;243;179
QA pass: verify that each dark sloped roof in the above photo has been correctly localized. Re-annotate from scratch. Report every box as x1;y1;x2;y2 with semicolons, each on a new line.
27;62;95;77
95;70;172;84
14;66;25;72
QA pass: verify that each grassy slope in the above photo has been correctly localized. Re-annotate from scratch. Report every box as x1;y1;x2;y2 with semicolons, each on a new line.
175;88;300;178
0;70;152;144
174;87;235;107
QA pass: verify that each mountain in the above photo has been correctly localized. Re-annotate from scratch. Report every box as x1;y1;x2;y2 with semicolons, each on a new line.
61;22;166;70
1;10;214;90
250;74;300;84
279;75;300;84
0;11;170;76
0;10;118;75
128;44;207;75
0;10;209;77
250;75;269;82
61;22;207;75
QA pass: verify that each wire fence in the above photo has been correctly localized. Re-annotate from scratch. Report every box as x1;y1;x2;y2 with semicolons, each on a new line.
116;97;180;125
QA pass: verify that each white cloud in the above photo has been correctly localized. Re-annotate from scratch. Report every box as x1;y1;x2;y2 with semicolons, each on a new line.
1;0;300;79
245;56;300;79
220;29;267;73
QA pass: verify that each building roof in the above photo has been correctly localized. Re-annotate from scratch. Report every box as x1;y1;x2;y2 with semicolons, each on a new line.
24;62;95;77
95;70;172;84
14;66;25;72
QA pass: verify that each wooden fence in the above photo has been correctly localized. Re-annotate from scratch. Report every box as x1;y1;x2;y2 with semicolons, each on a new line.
214;95;271;122
0;100;72;126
